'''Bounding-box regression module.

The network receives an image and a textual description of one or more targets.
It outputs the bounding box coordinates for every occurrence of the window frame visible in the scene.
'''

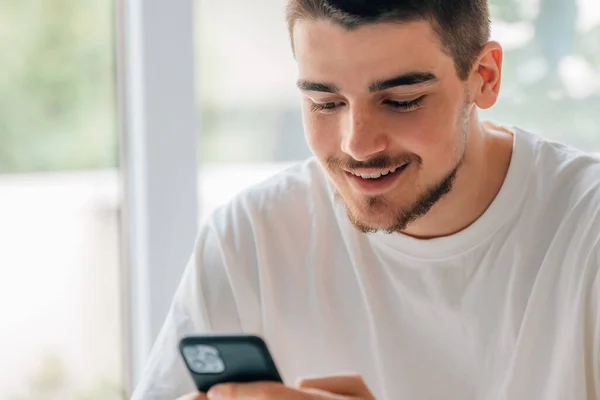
[115,0,200,394]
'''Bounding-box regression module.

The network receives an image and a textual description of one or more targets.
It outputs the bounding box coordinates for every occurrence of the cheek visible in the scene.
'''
[402,98,463,159]
[302,107,340,157]
[385,109,445,155]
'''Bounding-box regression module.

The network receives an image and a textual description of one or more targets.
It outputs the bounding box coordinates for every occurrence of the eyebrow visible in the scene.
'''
[297,71,439,94]
[369,72,439,92]
[296,80,340,93]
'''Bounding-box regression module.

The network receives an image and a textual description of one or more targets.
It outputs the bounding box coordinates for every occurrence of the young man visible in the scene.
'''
[132,1,600,399]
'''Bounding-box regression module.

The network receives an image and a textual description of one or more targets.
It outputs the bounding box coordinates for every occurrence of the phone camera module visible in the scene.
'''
[183,345,226,374]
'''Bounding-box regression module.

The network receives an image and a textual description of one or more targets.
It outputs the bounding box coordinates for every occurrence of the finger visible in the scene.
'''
[299,387,348,399]
[295,374,374,398]
[207,381,327,400]
[176,393,208,400]
[207,382,287,400]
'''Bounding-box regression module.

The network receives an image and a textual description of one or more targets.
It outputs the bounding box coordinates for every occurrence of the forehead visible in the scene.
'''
[292,19,452,90]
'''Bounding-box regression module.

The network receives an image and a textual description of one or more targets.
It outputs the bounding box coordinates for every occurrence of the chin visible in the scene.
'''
[336,191,410,233]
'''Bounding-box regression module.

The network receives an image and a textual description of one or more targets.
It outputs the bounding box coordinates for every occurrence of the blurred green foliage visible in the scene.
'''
[485,0,600,150]
[0,0,117,173]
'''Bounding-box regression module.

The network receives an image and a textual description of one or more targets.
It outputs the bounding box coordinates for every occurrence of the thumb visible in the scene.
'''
[296,374,375,399]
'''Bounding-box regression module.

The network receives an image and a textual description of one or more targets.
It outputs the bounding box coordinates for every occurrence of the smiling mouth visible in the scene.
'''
[347,162,411,180]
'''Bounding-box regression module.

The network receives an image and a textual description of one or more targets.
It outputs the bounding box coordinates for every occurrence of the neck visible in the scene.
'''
[401,114,514,240]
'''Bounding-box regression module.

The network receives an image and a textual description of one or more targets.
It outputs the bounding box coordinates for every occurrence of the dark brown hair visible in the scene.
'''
[285,0,491,80]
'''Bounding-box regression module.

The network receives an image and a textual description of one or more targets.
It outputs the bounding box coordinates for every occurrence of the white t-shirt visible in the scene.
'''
[132,127,600,400]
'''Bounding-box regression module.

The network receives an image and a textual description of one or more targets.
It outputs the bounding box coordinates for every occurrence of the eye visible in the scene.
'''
[309,101,345,113]
[383,95,426,111]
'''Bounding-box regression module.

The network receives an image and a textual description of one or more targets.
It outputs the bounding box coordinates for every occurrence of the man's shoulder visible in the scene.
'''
[233,157,333,216]
[525,130,600,235]
[532,132,600,181]
[523,130,600,201]
[206,157,336,237]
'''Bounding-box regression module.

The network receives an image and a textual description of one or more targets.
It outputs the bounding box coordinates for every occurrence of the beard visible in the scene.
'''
[334,161,461,234]
[331,102,471,234]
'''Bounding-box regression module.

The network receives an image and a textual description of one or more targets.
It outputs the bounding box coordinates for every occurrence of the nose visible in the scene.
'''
[340,109,388,162]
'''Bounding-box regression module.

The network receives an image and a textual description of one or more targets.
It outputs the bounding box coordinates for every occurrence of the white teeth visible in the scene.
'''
[351,163,408,179]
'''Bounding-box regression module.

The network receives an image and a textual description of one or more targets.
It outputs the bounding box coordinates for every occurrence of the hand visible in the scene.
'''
[193,374,375,399]
[175,393,207,400]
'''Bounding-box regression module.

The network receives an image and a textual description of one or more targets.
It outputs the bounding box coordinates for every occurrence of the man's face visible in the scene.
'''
[293,19,474,233]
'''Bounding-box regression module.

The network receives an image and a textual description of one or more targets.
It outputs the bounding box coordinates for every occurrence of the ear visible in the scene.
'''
[470,41,503,110]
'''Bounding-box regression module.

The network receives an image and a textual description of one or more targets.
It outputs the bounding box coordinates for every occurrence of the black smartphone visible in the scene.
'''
[179,334,283,393]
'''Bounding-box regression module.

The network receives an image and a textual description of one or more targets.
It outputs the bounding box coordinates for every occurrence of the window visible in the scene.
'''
[482,0,600,150]
[0,1,124,399]
[195,0,305,218]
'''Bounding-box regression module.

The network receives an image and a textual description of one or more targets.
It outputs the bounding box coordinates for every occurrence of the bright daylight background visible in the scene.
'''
[0,0,599,398]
